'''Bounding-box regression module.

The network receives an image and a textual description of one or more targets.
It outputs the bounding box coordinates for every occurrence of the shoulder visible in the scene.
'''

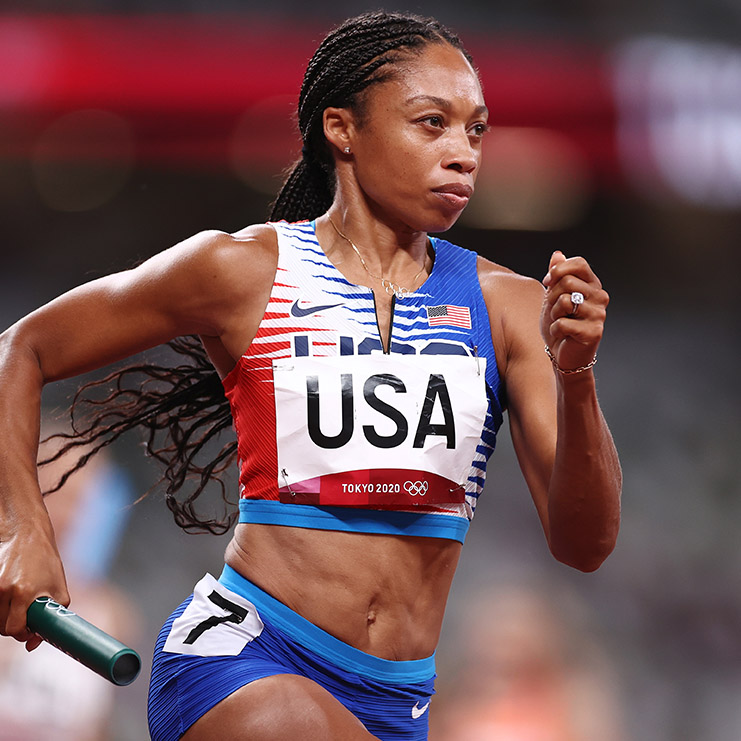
[176,223,278,270]
[230,222,280,248]
[121,223,279,337]
[160,223,278,296]
[476,254,545,311]
[475,255,545,377]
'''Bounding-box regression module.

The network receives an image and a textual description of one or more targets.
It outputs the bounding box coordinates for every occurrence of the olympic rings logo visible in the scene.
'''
[404,480,429,497]
[36,597,76,618]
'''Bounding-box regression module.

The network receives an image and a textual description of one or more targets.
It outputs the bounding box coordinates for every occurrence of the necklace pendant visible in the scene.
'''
[382,279,407,299]
[327,216,420,301]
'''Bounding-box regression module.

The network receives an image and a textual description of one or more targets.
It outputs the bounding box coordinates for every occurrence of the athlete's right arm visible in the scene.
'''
[0,225,278,647]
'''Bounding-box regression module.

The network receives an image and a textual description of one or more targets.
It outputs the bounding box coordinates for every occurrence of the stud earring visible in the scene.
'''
[344,146,351,154]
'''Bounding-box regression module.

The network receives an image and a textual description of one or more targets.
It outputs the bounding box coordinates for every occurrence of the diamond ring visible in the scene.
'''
[570,291,584,316]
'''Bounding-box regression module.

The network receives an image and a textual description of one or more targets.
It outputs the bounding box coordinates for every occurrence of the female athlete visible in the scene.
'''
[0,11,621,741]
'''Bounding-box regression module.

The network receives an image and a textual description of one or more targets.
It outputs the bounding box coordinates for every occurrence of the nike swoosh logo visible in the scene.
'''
[290,299,343,318]
[411,701,430,719]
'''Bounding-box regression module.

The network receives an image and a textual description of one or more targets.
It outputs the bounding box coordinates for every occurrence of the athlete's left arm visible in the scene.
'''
[479,252,621,572]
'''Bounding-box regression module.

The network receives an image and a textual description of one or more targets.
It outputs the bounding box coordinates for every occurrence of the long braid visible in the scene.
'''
[43,12,472,534]
[41,337,237,535]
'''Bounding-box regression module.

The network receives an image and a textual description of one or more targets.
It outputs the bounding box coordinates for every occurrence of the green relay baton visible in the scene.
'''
[26,596,141,686]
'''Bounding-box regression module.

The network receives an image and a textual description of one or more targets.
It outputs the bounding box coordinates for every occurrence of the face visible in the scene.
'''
[345,43,488,233]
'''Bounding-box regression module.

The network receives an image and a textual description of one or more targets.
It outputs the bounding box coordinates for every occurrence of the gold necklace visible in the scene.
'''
[327,215,428,299]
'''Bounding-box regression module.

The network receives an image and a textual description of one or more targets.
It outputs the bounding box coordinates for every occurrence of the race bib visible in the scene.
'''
[273,353,487,507]
[163,574,264,656]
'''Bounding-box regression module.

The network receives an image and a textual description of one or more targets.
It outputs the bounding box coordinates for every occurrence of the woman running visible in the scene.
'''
[0,11,621,741]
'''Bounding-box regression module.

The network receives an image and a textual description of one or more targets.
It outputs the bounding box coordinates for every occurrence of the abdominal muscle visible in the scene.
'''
[224,522,462,661]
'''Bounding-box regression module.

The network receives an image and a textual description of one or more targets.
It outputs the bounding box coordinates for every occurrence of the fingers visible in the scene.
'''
[2,586,68,646]
[544,249,567,279]
[0,541,70,645]
[542,253,609,323]
[549,279,589,322]
[0,591,35,643]
[547,313,604,347]
[548,281,609,324]
[543,253,602,290]
[540,253,609,370]
[25,634,44,652]
[545,289,608,343]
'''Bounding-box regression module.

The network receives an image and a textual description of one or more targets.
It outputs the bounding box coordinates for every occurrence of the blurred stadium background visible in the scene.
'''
[0,2,739,739]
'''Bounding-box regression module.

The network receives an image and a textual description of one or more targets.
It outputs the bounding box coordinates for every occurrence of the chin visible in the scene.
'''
[423,211,464,234]
[387,201,465,234]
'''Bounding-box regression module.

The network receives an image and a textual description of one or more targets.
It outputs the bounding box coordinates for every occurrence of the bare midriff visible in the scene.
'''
[224,522,462,661]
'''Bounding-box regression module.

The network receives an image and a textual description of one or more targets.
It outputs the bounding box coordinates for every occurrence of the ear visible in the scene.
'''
[323,107,355,156]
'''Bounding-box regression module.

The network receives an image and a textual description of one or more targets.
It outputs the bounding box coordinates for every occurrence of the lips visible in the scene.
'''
[432,183,474,209]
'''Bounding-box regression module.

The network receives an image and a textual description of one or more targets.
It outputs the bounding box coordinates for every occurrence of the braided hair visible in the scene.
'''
[271,11,472,221]
[43,12,473,534]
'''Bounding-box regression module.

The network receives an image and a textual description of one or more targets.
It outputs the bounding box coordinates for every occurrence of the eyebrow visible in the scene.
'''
[405,95,488,117]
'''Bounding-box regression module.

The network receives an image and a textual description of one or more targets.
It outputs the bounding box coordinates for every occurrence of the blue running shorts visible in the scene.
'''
[148,565,436,740]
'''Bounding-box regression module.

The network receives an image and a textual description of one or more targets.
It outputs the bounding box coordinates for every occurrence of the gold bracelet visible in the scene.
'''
[544,345,597,375]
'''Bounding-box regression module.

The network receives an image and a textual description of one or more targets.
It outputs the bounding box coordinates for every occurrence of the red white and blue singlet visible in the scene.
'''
[222,220,504,544]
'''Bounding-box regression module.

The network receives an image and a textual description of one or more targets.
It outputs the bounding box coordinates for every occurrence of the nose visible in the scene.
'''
[442,127,479,174]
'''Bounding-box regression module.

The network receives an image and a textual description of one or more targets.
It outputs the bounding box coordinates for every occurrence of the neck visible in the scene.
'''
[321,203,430,288]
[323,209,432,298]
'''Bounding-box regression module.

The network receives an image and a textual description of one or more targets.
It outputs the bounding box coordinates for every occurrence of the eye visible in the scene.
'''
[469,122,491,138]
[421,115,445,129]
